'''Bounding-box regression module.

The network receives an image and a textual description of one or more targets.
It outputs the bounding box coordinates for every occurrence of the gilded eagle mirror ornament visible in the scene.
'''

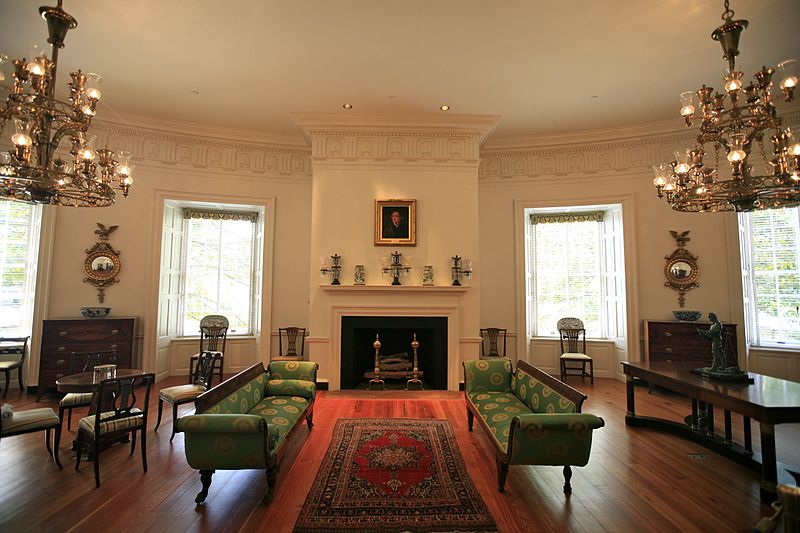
[664,230,699,308]
[84,223,121,303]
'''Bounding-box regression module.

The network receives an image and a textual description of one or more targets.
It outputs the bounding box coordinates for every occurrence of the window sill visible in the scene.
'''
[176,334,257,341]
[748,344,800,354]
[531,336,615,343]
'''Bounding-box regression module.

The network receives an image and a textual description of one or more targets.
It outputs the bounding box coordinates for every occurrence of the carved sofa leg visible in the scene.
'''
[306,410,314,430]
[496,455,509,492]
[195,470,215,504]
[262,465,278,505]
[467,408,474,431]
[563,465,573,494]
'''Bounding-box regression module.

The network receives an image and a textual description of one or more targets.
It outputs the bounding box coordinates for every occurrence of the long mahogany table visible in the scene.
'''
[622,361,800,504]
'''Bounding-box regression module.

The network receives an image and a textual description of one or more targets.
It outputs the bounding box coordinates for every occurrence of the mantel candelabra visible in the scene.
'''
[450,255,472,286]
[382,251,411,286]
[320,254,341,285]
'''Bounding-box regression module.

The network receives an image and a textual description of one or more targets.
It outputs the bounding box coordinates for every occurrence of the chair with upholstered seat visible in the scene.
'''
[59,350,118,431]
[558,317,593,384]
[0,336,29,398]
[156,350,218,442]
[75,373,154,487]
[188,315,228,384]
[0,404,62,467]
[272,326,306,361]
[479,328,507,359]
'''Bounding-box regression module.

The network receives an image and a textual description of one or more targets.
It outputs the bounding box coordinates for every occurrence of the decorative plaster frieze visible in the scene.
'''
[292,113,500,164]
[90,119,313,179]
[479,111,800,181]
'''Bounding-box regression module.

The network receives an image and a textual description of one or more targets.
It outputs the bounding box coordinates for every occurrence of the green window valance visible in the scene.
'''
[529,211,604,224]
[183,209,258,222]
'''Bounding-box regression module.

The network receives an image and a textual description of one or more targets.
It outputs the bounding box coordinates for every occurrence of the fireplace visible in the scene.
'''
[340,316,448,389]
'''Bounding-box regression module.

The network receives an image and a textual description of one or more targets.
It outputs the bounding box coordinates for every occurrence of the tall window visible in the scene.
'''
[739,207,800,347]
[0,201,41,337]
[527,205,625,338]
[181,209,259,336]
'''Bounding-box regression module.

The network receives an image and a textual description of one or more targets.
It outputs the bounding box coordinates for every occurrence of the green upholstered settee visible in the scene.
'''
[463,358,604,493]
[176,360,318,505]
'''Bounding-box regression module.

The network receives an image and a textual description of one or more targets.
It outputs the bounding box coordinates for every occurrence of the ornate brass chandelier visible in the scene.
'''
[0,1,133,207]
[653,0,799,212]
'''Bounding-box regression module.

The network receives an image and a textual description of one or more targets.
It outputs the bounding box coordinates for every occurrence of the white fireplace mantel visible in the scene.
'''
[320,285,469,295]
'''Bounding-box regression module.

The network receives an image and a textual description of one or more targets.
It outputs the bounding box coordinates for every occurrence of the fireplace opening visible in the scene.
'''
[340,316,447,390]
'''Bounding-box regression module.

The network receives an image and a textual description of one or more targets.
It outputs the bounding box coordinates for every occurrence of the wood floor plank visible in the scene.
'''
[0,375,796,532]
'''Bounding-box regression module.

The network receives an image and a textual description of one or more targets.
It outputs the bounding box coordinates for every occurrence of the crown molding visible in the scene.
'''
[478,109,800,181]
[290,113,500,164]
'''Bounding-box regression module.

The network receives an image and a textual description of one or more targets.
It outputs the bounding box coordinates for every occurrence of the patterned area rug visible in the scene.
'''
[293,418,497,533]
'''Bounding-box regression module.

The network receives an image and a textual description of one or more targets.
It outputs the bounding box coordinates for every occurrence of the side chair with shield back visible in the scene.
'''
[74,373,154,487]
[59,350,118,431]
[0,336,29,398]
[189,315,228,384]
[156,350,219,442]
[479,328,507,359]
[558,317,594,384]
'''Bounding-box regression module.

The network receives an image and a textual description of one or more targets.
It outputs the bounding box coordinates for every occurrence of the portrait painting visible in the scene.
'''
[375,199,416,246]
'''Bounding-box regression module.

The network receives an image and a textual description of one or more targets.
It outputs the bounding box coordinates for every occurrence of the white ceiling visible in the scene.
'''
[1,0,799,143]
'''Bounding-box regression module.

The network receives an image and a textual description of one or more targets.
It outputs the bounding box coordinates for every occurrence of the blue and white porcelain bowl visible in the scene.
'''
[80,306,111,318]
[672,310,702,321]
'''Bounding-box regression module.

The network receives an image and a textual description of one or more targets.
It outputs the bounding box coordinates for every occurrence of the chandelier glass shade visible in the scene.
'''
[653,1,799,213]
[0,1,133,207]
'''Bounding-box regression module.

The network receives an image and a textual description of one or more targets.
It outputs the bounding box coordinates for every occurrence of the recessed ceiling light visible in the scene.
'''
[343,103,353,110]
[440,105,450,111]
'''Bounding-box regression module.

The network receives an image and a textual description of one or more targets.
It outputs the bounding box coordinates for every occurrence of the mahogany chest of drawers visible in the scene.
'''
[642,320,738,366]
[37,317,137,399]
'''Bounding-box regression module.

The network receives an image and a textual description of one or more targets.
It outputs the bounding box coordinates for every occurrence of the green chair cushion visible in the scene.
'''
[1,407,59,435]
[467,391,529,452]
[249,395,309,451]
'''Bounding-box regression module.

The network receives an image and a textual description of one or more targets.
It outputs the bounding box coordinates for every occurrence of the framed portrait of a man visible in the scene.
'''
[375,199,416,246]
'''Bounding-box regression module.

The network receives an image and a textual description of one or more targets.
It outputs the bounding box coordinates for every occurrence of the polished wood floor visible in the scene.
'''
[0,375,797,532]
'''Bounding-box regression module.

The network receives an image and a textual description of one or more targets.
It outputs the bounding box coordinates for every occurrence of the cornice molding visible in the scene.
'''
[478,110,800,181]
[291,113,500,165]
[91,115,313,179]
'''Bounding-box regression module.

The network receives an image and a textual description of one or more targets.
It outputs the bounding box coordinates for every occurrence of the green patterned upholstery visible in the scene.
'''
[512,367,577,414]
[267,361,318,382]
[204,373,269,414]
[265,379,315,399]
[463,359,604,493]
[177,361,318,506]
[463,359,513,394]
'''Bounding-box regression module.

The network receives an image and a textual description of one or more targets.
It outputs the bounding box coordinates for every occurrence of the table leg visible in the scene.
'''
[625,375,636,420]
[691,399,698,429]
[706,403,715,438]
[759,423,778,504]
[724,409,732,445]
[743,416,753,455]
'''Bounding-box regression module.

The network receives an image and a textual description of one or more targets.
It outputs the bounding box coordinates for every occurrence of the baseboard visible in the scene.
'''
[316,380,329,391]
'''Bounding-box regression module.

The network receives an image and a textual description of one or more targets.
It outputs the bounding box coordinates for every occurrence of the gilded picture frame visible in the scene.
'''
[375,199,416,246]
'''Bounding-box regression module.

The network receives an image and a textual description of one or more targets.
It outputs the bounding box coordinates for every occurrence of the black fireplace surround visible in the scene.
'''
[340,316,448,389]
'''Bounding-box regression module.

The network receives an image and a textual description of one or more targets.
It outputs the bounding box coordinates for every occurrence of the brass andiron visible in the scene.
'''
[368,334,385,390]
[406,333,423,390]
